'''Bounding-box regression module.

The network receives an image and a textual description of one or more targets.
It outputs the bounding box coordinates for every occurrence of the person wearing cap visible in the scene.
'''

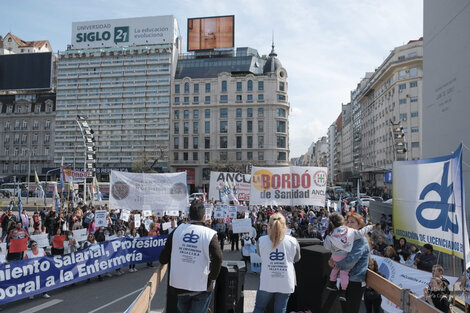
[415,244,437,272]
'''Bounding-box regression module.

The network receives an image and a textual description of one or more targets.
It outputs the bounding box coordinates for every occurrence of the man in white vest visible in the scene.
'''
[159,200,223,313]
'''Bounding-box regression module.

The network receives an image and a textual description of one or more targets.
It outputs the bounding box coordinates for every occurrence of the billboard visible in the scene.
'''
[71,15,175,49]
[0,52,52,91]
[384,171,392,183]
[187,15,234,51]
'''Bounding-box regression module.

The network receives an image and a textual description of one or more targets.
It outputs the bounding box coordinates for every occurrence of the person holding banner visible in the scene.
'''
[6,221,29,261]
[24,240,50,299]
[51,228,66,256]
[253,213,301,313]
[159,200,223,313]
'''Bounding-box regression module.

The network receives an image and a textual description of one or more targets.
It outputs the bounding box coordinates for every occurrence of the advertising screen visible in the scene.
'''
[187,15,234,51]
[0,52,52,91]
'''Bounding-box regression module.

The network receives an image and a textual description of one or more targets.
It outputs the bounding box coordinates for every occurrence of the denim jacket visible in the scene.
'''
[335,237,370,282]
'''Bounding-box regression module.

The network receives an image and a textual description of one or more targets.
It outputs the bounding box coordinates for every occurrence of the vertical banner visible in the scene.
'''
[209,171,251,203]
[250,166,328,206]
[393,145,469,266]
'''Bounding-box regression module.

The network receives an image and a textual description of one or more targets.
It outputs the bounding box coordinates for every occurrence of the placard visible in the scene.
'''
[72,228,88,242]
[166,210,179,217]
[120,209,130,222]
[250,253,262,273]
[162,222,171,231]
[232,218,252,234]
[9,238,28,253]
[142,210,152,217]
[144,218,152,231]
[30,234,49,248]
[204,204,213,220]
[0,243,7,255]
[228,206,237,219]
[134,214,141,228]
[214,205,226,219]
[94,210,108,228]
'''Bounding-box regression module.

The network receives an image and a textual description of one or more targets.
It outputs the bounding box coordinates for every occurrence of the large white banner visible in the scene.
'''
[109,171,188,211]
[250,166,328,206]
[209,171,251,203]
[393,145,470,266]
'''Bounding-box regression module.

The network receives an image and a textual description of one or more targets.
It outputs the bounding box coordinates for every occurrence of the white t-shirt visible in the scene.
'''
[25,248,46,259]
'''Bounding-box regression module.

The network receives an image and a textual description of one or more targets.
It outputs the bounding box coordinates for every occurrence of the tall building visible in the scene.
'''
[358,39,423,194]
[54,16,180,176]
[341,103,353,187]
[314,136,328,167]
[327,122,336,185]
[170,45,289,190]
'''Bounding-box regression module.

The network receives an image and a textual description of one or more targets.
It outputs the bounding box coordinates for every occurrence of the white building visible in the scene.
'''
[0,33,52,55]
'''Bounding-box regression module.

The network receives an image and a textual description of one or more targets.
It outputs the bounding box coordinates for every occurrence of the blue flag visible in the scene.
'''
[17,186,23,218]
[336,194,342,213]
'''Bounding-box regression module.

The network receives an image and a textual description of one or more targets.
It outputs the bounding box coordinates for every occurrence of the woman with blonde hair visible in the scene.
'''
[253,213,301,313]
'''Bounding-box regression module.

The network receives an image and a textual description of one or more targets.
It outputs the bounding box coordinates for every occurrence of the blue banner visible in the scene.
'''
[0,235,168,305]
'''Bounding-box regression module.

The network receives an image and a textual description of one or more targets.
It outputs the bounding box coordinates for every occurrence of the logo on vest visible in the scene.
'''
[183,230,200,243]
[269,249,285,261]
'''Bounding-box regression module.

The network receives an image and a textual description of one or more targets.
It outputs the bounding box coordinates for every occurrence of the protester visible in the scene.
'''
[51,228,66,256]
[24,240,50,299]
[253,213,301,313]
[6,221,29,261]
[424,277,450,313]
[431,264,450,297]
[159,200,223,313]
[383,246,400,262]
[241,232,256,271]
[66,231,80,253]
[415,244,437,272]
[128,228,140,272]
[215,219,226,251]
[364,258,382,313]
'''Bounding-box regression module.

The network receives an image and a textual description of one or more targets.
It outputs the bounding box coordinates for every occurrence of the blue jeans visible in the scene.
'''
[177,291,212,313]
[253,290,290,313]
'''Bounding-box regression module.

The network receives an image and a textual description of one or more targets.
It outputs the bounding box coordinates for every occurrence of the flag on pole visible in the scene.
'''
[34,170,44,199]
[53,182,60,211]
[60,167,65,193]
[92,177,102,201]
[203,185,207,203]
[356,180,362,215]
[336,194,342,213]
[17,185,23,218]
[227,180,240,205]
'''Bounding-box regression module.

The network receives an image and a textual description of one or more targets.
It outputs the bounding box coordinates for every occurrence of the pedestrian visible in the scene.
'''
[253,213,301,313]
[159,200,223,313]
[424,277,449,313]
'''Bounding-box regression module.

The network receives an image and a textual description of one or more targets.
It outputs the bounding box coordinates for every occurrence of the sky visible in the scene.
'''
[1,0,423,158]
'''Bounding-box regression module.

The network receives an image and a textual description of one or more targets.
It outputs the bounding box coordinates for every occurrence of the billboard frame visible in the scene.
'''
[187,15,235,52]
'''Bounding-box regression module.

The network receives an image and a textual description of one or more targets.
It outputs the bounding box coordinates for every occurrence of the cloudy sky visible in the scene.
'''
[1,0,423,157]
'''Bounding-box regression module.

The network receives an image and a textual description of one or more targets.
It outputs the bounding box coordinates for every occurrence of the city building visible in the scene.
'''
[313,136,328,167]
[170,44,290,190]
[327,122,336,185]
[54,16,180,177]
[358,38,423,194]
[340,103,353,188]
[0,33,52,55]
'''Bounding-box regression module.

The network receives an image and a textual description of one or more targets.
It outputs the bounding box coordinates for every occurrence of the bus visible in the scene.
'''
[0,182,27,197]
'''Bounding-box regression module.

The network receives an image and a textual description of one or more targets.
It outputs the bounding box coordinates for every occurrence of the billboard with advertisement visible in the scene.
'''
[71,15,176,49]
[187,15,234,51]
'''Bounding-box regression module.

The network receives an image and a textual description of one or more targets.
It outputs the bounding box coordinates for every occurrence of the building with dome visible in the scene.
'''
[170,43,290,191]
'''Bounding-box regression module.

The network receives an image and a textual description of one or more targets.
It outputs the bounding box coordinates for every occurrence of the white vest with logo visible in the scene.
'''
[26,248,45,259]
[170,223,217,291]
[258,234,298,293]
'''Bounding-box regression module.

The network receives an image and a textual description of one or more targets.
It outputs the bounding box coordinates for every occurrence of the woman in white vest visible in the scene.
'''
[24,240,51,299]
[253,212,301,313]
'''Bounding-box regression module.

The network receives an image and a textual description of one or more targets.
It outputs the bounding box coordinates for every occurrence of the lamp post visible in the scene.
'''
[44,168,60,206]
[27,148,31,204]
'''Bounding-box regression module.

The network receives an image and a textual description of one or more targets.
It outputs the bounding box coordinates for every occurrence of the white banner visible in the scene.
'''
[250,166,328,206]
[0,243,6,255]
[72,228,88,242]
[166,210,179,217]
[209,171,251,203]
[134,214,141,228]
[94,210,108,228]
[30,234,49,248]
[110,171,188,211]
[232,218,252,234]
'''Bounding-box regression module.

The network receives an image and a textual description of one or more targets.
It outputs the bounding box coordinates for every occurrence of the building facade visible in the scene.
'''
[0,33,52,55]
[340,103,353,187]
[170,46,290,190]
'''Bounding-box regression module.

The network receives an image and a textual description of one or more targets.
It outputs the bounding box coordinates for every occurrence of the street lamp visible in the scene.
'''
[44,167,60,205]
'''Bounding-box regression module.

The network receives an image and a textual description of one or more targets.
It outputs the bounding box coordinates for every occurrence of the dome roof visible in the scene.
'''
[263,43,282,73]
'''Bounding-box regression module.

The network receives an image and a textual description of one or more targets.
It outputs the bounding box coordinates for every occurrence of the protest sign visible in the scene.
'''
[52,235,66,249]
[250,166,327,206]
[30,234,49,248]
[214,205,226,219]
[204,204,213,220]
[144,218,152,231]
[9,238,28,253]
[232,218,252,234]
[142,210,152,217]
[236,205,248,213]
[166,210,179,217]
[94,210,108,228]
[134,214,141,228]
[162,222,171,231]
[228,206,237,219]
[120,209,130,222]
[0,243,6,255]
[72,228,88,242]
[209,171,251,202]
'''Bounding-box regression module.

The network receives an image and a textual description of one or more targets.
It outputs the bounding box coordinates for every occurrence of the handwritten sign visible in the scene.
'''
[30,234,49,248]
[72,228,88,242]
[134,214,141,228]
[95,210,108,227]
[120,209,130,222]
[232,218,252,234]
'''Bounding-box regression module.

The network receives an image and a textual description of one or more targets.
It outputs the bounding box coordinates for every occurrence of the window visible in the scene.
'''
[277,108,286,117]
[408,52,417,58]
[44,134,50,144]
[220,121,228,133]
[184,122,189,134]
[193,122,199,134]
[409,67,418,77]
[183,152,188,161]
[258,152,264,161]
[221,81,227,92]
[247,152,253,160]
[258,108,264,117]
[183,137,189,149]
[44,148,49,156]
[277,136,286,148]
[194,83,199,93]
[400,113,408,121]
[258,121,264,133]
[184,97,189,103]
[193,96,199,103]
[184,110,189,119]
[14,120,20,130]
[411,142,420,148]
[247,136,253,148]
[33,120,39,129]
[258,94,264,101]
[247,94,253,102]
[193,152,198,161]
[220,152,227,161]
[410,97,418,103]
[236,121,242,133]
[4,135,10,144]
[220,95,228,103]
[220,136,228,148]
[411,112,419,117]
[175,84,180,94]
[14,134,19,144]
[277,120,286,133]
[46,104,52,113]
[258,81,264,91]
[236,152,242,160]
[411,127,419,133]
[236,95,242,102]
[22,134,28,144]
[236,108,242,118]
[277,152,286,161]
[7,106,13,113]
[174,110,180,120]
[34,105,40,113]
[174,97,180,104]
[236,82,242,92]
[205,109,210,118]
[174,123,179,134]
[184,82,190,93]
[220,108,228,118]
[236,136,242,148]
[279,82,285,91]
[247,121,253,133]
[399,99,407,104]
[193,109,199,119]
[4,121,10,130]
[204,152,210,164]
[174,137,179,149]
[174,152,179,161]
[205,137,210,149]
[398,70,407,79]
[205,83,211,93]
[247,80,253,91]
[277,94,286,101]
[193,137,199,149]
[398,55,405,61]
[398,84,406,91]
[410,81,418,88]
[22,120,28,129]
[45,120,51,129]
[205,96,210,103]
[205,121,210,133]
[247,108,253,117]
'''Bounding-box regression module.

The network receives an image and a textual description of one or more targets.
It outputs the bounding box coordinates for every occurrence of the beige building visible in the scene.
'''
[170,46,290,190]
[0,33,52,55]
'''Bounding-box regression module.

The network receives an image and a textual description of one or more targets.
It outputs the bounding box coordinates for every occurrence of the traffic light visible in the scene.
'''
[392,124,407,157]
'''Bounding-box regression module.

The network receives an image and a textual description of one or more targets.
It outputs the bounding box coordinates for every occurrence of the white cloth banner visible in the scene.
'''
[110,171,188,211]
[0,243,6,255]
[94,210,108,228]
[120,209,130,222]
[250,166,328,206]
[232,218,252,234]
[72,228,88,242]
[393,145,470,266]
[134,214,141,228]
[209,171,251,203]
[30,234,49,248]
